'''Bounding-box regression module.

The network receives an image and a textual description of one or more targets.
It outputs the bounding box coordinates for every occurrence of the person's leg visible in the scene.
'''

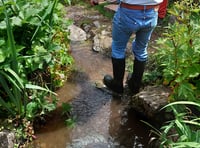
[103,7,132,94]
[132,28,155,62]
[103,58,125,94]
[128,8,158,94]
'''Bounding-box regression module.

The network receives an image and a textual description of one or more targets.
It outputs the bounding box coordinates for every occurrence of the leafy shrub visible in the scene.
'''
[155,0,200,102]
[146,101,200,148]
[0,0,73,114]
[0,0,73,145]
[146,1,200,147]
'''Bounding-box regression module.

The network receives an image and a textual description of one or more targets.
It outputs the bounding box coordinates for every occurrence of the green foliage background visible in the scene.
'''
[0,0,74,145]
[155,0,200,102]
[147,0,200,147]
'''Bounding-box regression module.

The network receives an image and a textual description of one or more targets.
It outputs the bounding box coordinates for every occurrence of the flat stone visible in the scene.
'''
[130,85,173,124]
[68,24,87,41]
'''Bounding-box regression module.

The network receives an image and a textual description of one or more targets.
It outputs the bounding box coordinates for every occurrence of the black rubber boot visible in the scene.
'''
[127,58,146,95]
[103,58,125,94]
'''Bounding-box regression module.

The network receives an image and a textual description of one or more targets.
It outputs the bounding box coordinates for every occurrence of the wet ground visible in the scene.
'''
[32,3,153,148]
[33,40,151,148]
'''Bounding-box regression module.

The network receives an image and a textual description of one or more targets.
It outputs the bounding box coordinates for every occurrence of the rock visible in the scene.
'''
[93,34,112,52]
[68,24,87,41]
[93,21,101,28]
[0,130,15,148]
[92,29,112,53]
[130,85,173,126]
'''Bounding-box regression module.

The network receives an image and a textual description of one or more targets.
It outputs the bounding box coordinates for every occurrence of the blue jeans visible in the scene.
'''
[112,4,158,61]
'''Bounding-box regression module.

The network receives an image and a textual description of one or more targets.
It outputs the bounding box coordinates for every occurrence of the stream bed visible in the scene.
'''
[32,4,152,148]
[32,41,151,148]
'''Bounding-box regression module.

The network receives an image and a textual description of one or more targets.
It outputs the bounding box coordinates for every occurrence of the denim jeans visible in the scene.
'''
[111,4,158,61]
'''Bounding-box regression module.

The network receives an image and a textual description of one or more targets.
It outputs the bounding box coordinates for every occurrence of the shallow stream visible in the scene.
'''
[32,40,151,148]
[32,4,152,148]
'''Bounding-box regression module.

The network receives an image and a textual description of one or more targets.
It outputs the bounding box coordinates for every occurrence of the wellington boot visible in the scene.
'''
[127,58,146,95]
[103,58,125,94]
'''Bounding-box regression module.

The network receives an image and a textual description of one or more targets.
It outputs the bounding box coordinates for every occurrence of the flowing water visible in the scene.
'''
[32,4,152,148]
[32,41,151,148]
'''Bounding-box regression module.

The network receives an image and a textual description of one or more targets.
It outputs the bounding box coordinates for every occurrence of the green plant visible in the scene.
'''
[155,0,200,101]
[0,0,74,146]
[142,1,200,147]
[62,102,76,128]
[65,117,76,128]
[89,1,114,19]
[61,102,72,117]
[25,88,57,120]
[0,0,24,116]
[143,101,200,148]
[61,0,72,5]
[143,55,163,85]
[160,101,200,147]
[0,0,73,115]
[48,27,74,89]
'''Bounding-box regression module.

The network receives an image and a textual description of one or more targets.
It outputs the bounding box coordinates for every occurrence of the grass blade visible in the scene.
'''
[0,96,15,115]
[1,0,18,73]
[161,101,200,111]
[25,84,57,96]
[31,1,54,41]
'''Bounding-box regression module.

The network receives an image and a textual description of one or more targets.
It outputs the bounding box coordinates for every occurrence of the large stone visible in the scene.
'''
[93,34,112,52]
[0,130,15,148]
[68,24,87,41]
[92,29,112,53]
[130,85,173,125]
